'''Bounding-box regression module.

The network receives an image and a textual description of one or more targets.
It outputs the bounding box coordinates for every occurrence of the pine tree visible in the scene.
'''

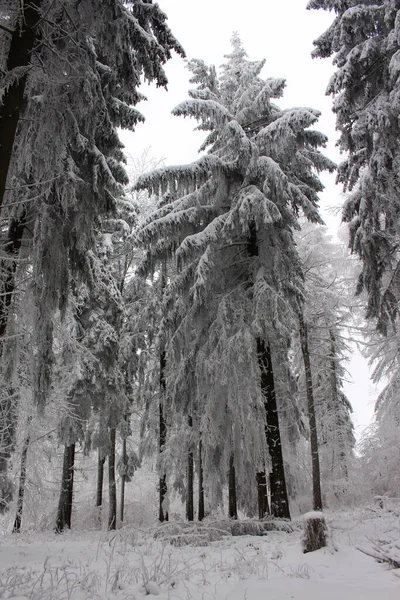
[309,0,400,333]
[136,35,334,519]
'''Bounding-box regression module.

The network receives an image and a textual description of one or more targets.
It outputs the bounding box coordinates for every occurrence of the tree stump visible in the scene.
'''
[302,512,327,553]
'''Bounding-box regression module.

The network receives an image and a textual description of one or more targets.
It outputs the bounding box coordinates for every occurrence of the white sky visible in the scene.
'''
[120,0,381,438]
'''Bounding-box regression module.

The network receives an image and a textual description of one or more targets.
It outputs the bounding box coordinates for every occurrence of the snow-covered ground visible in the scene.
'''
[0,504,399,599]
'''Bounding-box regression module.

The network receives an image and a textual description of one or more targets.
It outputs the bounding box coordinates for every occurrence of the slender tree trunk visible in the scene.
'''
[55,443,75,532]
[96,453,105,507]
[329,329,348,478]
[186,416,194,521]
[228,453,238,519]
[0,1,41,212]
[159,349,168,522]
[108,428,117,530]
[12,417,31,533]
[0,388,18,512]
[256,471,270,519]
[247,225,290,519]
[257,339,291,519]
[198,438,205,521]
[299,312,323,511]
[120,435,127,523]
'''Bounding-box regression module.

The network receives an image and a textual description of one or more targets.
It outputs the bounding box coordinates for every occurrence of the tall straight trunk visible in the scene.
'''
[186,416,194,521]
[256,471,270,519]
[198,438,205,521]
[299,312,323,511]
[108,427,117,530]
[0,388,18,512]
[159,349,168,522]
[13,417,32,533]
[120,434,127,523]
[329,329,348,478]
[228,453,238,519]
[257,339,291,519]
[55,443,75,532]
[247,225,290,519]
[0,0,41,212]
[96,453,105,508]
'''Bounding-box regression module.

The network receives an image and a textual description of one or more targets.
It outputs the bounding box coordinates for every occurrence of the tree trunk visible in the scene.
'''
[159,350,168,522]
[299,312,323,511]
[0,0,41,212]
[257,339,291,519]
[198,437,205,521]
[329,329,348,478]
[186,416,194,521]
[96,452,105,510]
[256,471,270,519]
[228,453,238,519]
[108,427,117,530]
[247,225,290,519]
[55,443,75,533]
[13,418,31,533]
[120,435,127,523]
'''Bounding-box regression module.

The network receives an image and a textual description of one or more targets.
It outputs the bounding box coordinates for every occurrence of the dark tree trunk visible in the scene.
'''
[198,437,205,521]
[257,339,291,519]
[299,312,323,511]
[120,435,127,523]
[256,471,270,519]
[96,453,105,508]
[12,417,31,533]
[0,0,41,212]
[55,443,75,533]
[228,454,238,519]
[247,225,290,519]
[186,416,194,521]
[159,350,168,522]
[108,427,117,530]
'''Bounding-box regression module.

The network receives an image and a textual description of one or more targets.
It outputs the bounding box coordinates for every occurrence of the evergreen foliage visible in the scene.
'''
[309,0,400,333]
[135,35,335,518]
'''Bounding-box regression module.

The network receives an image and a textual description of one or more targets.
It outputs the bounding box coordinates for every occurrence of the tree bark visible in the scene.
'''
[159,349,168,522]
[96,452,105,507]
[55,443,75,532]
[256,471,270,519]
[0,0,41,212]
[228,453,238,519]
[247,224,290,519]
[120,435,127,523]
[299,311,323,511]
[108,427,117,530]
[186,416,194,521]
[329,329,348,478]
[198,437,205,521]
[13,418,31,533]
[257,338,291,519]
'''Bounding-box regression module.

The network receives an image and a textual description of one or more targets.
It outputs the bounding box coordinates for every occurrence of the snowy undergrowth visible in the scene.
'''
[0,504,399,599]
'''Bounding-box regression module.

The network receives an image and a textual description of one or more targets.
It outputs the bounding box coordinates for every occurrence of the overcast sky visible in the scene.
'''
[121,0,381,438]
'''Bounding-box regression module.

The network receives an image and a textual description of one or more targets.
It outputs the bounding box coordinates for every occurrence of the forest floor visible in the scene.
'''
[0,503,399,599]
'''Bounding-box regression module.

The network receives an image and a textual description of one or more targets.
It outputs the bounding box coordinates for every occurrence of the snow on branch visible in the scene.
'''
[134,156,225,197]
[176,213,228,265]
[172,99,234,126]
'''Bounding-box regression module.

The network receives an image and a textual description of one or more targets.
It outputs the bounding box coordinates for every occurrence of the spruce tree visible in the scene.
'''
[136,35,334,519]
[309,0,400,332]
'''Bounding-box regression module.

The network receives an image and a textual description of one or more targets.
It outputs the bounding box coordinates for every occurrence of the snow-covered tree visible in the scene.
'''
[135,34,335,519]
[309,0,400,333]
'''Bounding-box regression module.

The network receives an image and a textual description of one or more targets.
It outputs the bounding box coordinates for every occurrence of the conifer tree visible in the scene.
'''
[136,35,335,519]
[309,0,400,332]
